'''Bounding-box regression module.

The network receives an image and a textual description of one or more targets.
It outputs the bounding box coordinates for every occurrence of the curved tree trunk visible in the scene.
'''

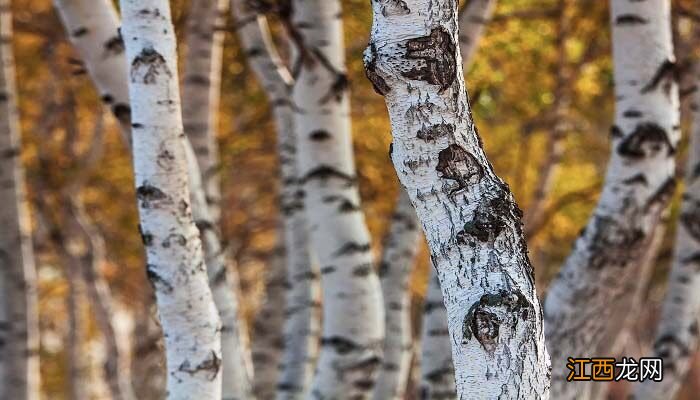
[290,1,386,398]
[119,1,223,398]
[419,267,456,400]
[543,0,679,398]
[633,63,700,400]
[372,191,421,400]
[0,2,40,398]
[365,1,550,398]
[231,3,320,398]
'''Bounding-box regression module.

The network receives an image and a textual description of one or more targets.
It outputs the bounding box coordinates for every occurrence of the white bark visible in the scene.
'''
[373,191,421,400]
[53,0,132,135]
[458,0,497,67]
[292,1,385,398]
[0,2,40,398]
[182,0,228,222]
[231,3,321,398]
[119,1,223,399]
[543,1,679,398]
[634,64,700,400]
[419,267,457,400]
[365,1,550,398]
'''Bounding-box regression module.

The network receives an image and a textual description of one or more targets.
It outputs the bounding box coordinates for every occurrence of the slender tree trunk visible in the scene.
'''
[231,3,321,398]
[182,0,228,222]
[53,0,132,136]
[373,191,421,400]
[419,267,456,400]
[458,0,497,67]
[0,2,40,398]
[365,1,550,398]
[291,1,386,398]
[65,262,88,400]
[543,0,679,398]
[633,64,700,400]
[119,2,223,398]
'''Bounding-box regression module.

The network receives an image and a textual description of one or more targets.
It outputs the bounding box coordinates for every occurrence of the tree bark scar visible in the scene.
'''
[138,224,154,246]
[617,122,674,158]
[364,43,391,96]
[402,27,457,92]
[104,34,125,56]
[309,129,332,141]
[417,123,455,142]
[456,191,514,245]
[178,350,222,381]
[72,27,89,37]
[320,336,362,355]
[136,184,169,209]
[615,14,649,25]
[302,165,357,185]
[112,104,131,125]
[641,59,677,95]
[645,177,676,211]
[588,216,645,269]
[461,290,532,352]
[435,144,483,195]
[381,0,410,17]
[610,125,624,139]
[146,264,173,292]
[334,242,371,256]
[131,47,172,84]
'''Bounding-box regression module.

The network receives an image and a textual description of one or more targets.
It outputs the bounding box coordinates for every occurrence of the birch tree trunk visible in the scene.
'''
[291,1,386,398]
[0,2,40,398]
[365,1,550,397]
[543,1,679,397]
[232,3,321,398]
[458,0,497,67]
[119,2,222,398]
[53,0,132,136]
[372,191,421,400]
[633,65,700,400]
[182,0,228,222]
[419,268,457,400]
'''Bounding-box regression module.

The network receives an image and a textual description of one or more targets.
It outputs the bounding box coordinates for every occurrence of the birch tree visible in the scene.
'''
[458,0,497,66]
[119,1,222,398]
[372,192,421,400]
[543,1,679,397]
[290,1,385,397]
[365,0,550,397]
[633,64,700,400]
[231,2,320,397]
[0,1,40,398]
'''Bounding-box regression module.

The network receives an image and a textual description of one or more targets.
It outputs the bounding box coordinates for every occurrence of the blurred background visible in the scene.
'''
[11,0,700,398]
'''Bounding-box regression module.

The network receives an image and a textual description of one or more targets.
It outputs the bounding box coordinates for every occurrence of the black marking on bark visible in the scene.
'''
[381,0,410,17]
[610,125,624,139]
[352,263,372,277]
[101,94,114,104]
[72,27,88,37]
[320,336,361,355]
[403,27,457,92]
[1,147,19,158]
[309,130,332,141]
[136,184,168,208]
[321,266,336,274]
[417,123,455,142]
[623,110,643,118]
[641,59,677,94]
[461,290,532,352]
[178,350,221,381]
[456,190,516,245]
[320,73,349,103]
[138,224,154,246]
[161,234,187,248]
[185,74,210,86]
[681,206,700,241]
[104,35,125,55]
[335,242,371,257]
[338,199,361,213]
[435,144,483,195]
[588,216,646,269]
[146,264,173,292]
[302,165,356,185]
[364,44,391,96]
[655,334,690,359]
[617,123,674,158]
[131,47,171,84]
[112,104,131,125]
[615,14,648,25]
[622,174,649,186]
[645,178,676,211]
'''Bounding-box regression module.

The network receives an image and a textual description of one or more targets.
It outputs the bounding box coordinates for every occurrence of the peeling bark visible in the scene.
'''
[119,1,222,398]
[365,1,550,398]
[292,1,386,398]
[634,63,700,400]
[543,1,679,398]
[373,191,421,400]
[232,2,320,398]
[0,2,40,398]
[419,268,456,400]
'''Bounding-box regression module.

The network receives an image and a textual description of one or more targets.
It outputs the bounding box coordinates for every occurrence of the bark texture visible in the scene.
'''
[373,191,421,400]
[543,1,679,398]
[0,2,40,398]
[120,1,223,398]
[633,65,700,400]
[419,268,457,400]
[365,1,550,398]
[292,1,386,398]
[231,2,320,398]
[53,0,132,136]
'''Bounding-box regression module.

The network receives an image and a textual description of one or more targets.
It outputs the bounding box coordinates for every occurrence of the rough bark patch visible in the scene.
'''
[402,27,457,92]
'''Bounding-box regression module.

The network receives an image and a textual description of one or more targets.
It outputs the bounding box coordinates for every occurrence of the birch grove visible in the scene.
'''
[365,0,550,397]
[0,2,40,398]
[544,1,679,397]
[119,1,222,398]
